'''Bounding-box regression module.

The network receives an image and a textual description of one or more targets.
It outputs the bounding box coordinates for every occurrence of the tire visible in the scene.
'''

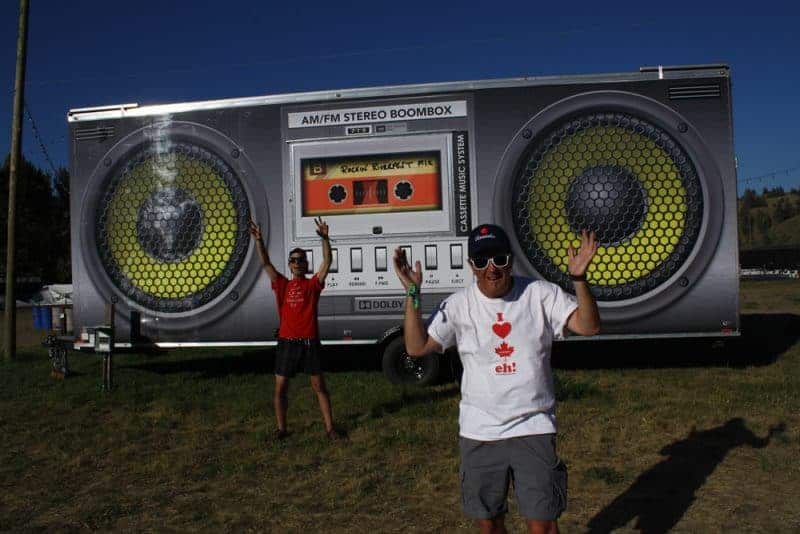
[381,336,440,386]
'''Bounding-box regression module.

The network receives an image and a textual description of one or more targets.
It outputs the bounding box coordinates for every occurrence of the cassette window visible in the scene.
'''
[301,151,442,216]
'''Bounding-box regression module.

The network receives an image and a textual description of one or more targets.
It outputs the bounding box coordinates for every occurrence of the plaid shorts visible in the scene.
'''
[274,338,322,377]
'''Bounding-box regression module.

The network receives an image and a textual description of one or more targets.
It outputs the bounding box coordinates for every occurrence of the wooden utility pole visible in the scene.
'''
[4,0,30,361]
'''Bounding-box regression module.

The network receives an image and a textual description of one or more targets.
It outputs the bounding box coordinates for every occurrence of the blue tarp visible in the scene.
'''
[32,306,53,330]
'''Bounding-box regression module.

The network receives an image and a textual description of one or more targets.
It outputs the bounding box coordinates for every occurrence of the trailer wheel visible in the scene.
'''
[382,337,440,386]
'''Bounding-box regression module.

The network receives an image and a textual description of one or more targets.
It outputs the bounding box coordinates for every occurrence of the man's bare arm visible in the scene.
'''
[315,217,332,284]
[393,248,443,356]
[565,229,601,336]
[567,279,600,336]
[249,220,279,282]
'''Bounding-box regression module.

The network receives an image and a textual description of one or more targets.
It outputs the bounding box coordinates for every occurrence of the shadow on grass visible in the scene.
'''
[123,344,382,378]
[353,384,460,424]
[586,418,786,534]
[320,345,382,373]
[123,349,275,377]
[554,313,800,369]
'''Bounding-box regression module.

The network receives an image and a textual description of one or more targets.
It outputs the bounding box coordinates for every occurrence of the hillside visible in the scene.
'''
[737,188,800,248]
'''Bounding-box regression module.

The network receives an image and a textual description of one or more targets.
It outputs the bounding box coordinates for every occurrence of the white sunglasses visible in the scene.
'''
[469,254,511,270]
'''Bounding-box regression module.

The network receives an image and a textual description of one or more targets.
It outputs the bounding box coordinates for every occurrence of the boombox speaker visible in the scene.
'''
[492,87,736,332]
[73,119,270,341]
[71,65,738,343]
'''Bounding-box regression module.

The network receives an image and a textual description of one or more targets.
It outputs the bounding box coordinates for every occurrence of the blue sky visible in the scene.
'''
[1,0,799,195]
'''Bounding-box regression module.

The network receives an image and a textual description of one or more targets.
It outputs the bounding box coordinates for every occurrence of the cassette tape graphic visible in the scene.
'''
[301,152,442,215]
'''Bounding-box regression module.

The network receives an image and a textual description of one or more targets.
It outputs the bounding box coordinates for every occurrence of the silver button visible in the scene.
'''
[351,248,363,272]
[400,246,412,264]
[305,249,314,273]
[330,249,338,273]
[425,245,438,270]
[450,244,463,269]
[375,247,387,271]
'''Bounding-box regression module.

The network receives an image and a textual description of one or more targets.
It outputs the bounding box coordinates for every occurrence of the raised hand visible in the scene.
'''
[567,229,599,277]
[249,219,263,241]
[315,216,329,239]
[393,247,422,291]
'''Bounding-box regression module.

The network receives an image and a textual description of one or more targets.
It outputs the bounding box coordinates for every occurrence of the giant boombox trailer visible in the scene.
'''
[68,63,740,384]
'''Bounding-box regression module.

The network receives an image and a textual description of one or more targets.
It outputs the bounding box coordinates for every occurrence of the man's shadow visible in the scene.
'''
[586,418,785,533]
[554,313,800,369]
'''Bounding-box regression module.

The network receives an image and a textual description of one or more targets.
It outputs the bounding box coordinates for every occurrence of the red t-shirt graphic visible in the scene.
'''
[272,273,324,339]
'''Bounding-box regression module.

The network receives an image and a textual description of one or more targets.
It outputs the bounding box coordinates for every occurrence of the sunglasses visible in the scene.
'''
[469,254,511,270]
[288,256,307,264]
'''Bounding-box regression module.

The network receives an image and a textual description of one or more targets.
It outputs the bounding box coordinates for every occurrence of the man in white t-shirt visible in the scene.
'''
[393,224,600,534]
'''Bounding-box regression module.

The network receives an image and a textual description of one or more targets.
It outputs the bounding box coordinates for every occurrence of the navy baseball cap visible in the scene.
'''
[468,224,511,258]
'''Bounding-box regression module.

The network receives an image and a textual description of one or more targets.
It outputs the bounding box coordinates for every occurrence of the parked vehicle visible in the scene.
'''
[68,64,739,384]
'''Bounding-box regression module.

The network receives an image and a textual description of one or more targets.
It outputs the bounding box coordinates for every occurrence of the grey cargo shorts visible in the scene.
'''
[459,433,568,520]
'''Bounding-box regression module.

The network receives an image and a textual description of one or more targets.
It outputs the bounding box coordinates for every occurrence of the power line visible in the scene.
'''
[19,23,658,89]
[740,163,800,187]
[22,101,59,177]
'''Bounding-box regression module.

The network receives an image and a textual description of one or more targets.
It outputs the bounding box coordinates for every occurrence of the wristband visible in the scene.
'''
[570,273,587,282]
[405,283,420,310]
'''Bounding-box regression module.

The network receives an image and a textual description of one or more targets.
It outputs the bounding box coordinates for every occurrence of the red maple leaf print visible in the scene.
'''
[495,342,515,357]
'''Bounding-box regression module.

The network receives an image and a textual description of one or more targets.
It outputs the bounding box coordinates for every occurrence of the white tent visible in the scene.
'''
[29,284,73,305]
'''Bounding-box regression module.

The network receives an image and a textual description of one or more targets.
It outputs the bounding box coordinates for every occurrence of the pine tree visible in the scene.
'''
[0,155,70,283]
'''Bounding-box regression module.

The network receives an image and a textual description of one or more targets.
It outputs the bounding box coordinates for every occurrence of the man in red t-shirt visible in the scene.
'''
[249,216,340,440]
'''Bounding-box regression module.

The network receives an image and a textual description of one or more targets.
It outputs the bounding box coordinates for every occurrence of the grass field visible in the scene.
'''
[1,280,799,532]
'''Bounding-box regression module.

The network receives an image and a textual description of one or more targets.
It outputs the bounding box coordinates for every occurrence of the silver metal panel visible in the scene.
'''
[561,331,740,342]
[68,65,729,122]
[287,133,455,240]
[68,64,738,348]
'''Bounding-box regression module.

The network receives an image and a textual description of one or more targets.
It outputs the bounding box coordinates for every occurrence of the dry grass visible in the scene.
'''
[0,307,46,349]
[0,279,799,532]
[740,278,800,313]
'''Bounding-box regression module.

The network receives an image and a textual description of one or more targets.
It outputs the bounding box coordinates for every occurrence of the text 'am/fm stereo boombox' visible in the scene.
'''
[68,64,739,346]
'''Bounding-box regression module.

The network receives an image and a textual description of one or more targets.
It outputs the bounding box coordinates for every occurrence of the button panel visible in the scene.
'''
[300,240,469,294]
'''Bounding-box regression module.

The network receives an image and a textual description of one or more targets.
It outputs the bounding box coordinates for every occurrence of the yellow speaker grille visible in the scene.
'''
[512,112,703,300]
[96,144,251,312]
